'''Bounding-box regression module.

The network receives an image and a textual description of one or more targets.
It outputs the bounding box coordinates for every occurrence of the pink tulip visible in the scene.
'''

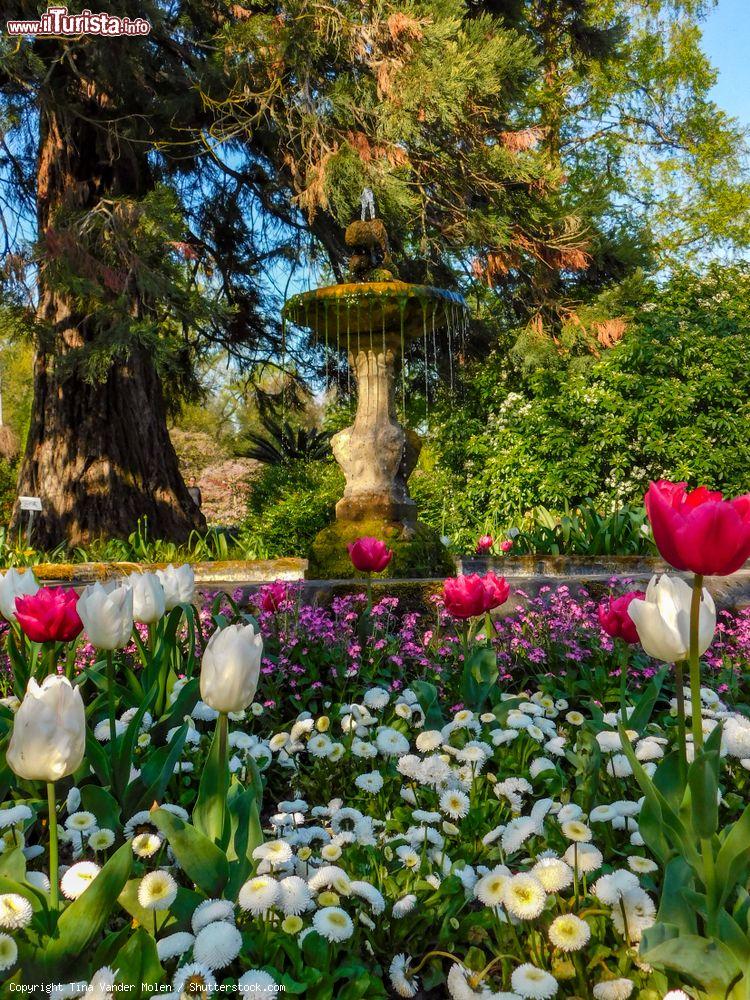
[645,479,750,576]
[475,535,494,555]
[598,591,645,644]
[443,574,488,619]
[15,587,83,643]
[443,572,510,619]
[500,540,514,553]
[347,537,393,574]
[257,581,288,614]
[482,571,510,612]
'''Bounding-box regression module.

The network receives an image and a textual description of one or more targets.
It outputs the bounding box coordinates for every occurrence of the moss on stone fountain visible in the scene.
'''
[308,517,453,580]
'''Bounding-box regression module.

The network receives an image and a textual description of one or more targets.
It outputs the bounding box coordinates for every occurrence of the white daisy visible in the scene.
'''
[0,932,16,972]
[138,870,178,911]
[511,963,558,999]
[238,876,280,916]
[503,874,547,920]
[156,931,194,961]
[277,876,312,916]
[0,893,33,930]
[592,870,640,904]
[312,906,353,942]
[172,963,217,995]
[474,868,510,907]
[439,789,470,820]
[191,898,235,933]
[61,862,100,900]
[548,914,591,951]
[193,920,242,970]
[532,858,574,893]
[355,771,384,793]
[392,894,417,918]
[237,970,278,995]
[89,829,115,852]
[376,728,410,756]
[389,953,419,998]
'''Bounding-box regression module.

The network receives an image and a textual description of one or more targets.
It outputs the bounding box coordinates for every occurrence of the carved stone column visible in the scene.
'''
[331,348,420,528]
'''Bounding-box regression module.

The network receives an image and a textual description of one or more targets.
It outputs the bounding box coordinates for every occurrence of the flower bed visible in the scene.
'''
[0,481,749,998]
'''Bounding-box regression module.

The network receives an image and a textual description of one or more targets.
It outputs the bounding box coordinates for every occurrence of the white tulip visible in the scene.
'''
[200,624,263,714]
[156,564,195,611]
[77,582,134,650]
[126,572,166,625]
[7,675,86,782]
[0,569,39,622]
[628,574,716,663]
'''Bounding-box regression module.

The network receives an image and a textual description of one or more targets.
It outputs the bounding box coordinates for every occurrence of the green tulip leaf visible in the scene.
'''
[640,933,740,994]
[113,926,165,996]
[716,802,750,910]
[124,723,188,816]
[410,680,444,729]
[151,807,229,897]
[80,785,121,834]
[193,720,231,848]
[226,778,264,897]
[689,748,720,840]
[45,840,132,973]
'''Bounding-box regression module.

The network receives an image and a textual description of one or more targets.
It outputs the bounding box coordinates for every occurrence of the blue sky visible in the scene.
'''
[702,0,750,126]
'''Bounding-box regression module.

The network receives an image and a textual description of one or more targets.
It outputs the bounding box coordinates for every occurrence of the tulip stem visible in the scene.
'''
[218,711,229,843]
[46,781,59,913]
[689,573,705,751]
[106,650,117,748]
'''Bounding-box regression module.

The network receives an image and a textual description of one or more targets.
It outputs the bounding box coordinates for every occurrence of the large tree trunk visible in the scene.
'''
[15,98,204,548]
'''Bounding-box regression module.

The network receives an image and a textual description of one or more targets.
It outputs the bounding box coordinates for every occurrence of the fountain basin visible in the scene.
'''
[283,281,465,349]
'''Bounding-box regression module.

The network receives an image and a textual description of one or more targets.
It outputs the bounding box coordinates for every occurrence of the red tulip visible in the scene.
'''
[257,581,288,614]
[645,479,750,576]
[482,571,510,612]
[598,591,645,644]
[347,537,393,574]
[15,587,83,643]
[476,535,494,555]
[500,540,514,553]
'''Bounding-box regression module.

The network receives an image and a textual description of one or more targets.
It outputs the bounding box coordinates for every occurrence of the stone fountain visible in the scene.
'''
[283,192,467,577]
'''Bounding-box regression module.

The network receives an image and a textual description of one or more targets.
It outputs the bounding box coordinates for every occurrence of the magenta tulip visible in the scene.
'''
[645,479,750,576]
[598,591,645,644]
[500,539,514,553]
[475,535,494,555]
[15,587,83,643]
[257,581,288,614]
[443,574,488,619]
[482,571,510,612]
[347,537,393,574]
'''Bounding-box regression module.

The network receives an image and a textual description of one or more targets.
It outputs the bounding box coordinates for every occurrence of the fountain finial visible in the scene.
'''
[360,186,376,221]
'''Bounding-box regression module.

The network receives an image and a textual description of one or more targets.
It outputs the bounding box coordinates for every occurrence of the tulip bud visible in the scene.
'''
[126,572,166,624]
[156,564,195,611]
[200,624,263,714]
[7,676,86,782]
[77,582,134,650]
[347,537,393,573]
[0,569,39,623]
[628,574,716,663]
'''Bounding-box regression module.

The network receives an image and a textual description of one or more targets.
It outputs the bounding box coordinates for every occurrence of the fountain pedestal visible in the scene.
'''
[282,211,467,577]
[331,348,420,527]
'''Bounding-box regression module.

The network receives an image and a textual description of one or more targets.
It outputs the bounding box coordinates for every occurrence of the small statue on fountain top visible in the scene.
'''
[345,188,399,284]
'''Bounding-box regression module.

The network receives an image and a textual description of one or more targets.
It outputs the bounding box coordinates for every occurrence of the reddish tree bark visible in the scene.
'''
[14,101,204,548]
